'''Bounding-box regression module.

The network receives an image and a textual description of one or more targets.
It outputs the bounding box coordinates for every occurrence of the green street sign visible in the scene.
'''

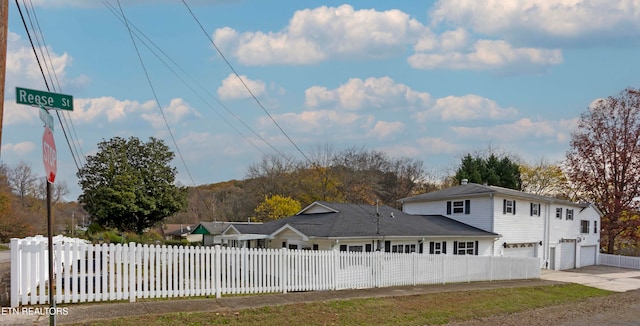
[16,87,73,111]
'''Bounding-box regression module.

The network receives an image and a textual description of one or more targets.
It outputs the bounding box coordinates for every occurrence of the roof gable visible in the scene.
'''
[298,202,339,215]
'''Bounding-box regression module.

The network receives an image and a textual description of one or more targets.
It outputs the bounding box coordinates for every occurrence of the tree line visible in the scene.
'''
[1,88,639,255]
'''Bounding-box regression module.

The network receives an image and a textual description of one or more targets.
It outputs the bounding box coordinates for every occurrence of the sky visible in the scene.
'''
[2,0,640,201]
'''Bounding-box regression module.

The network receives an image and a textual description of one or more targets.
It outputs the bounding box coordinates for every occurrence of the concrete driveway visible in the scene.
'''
[541,265,640,292]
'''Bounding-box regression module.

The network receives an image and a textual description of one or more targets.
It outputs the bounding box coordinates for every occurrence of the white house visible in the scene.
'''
[220,201,499,254]
[399,181,602,270]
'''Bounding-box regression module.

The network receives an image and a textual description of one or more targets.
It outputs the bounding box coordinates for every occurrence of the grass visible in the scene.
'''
[71,284,612,326]
[0,244,9,251]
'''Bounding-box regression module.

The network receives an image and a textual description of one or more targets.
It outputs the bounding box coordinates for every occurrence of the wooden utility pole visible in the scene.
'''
[0,0,8,157]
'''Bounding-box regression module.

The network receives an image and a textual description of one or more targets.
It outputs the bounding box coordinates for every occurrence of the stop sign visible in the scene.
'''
[42,127,57,183]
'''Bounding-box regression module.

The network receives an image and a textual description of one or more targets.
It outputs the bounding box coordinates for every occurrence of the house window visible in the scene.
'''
[407,244,416,253]
[365,244,372,252]
[453,201,465,213]
[594,221,598,234]
[288,244,298,250]
[530,203,540,216]
[454,241,477,255]
[348,245,363,252]
[312,244,319,250]
[429,241,447,254]
[447,200,471,214]
[555,208,562,219]
[581,220,590,234]
[566,209,574,220]
[503,199,516,215]
[339,245,347,251]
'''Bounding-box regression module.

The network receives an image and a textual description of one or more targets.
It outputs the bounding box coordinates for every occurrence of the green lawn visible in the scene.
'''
[73,284,611,326]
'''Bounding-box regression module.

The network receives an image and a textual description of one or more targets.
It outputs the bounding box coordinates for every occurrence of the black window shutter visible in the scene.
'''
[465,200,471,214]
[503,199,507,214]
[419,242,423,254]
[429,242,434,254]
[530,203,533,216]
[453,241,458,255]
[474,241,479,255]
[513,201,516,215]
[538,204,541,216]
[446,201,452,214]
[442,241,447,254]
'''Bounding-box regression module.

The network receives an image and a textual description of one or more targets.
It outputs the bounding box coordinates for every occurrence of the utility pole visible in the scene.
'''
[0,0,8,157]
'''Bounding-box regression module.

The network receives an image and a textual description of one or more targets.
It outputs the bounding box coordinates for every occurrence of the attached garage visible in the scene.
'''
[559,240,576,270]
[580,245,597,267]
[503,243,536,258]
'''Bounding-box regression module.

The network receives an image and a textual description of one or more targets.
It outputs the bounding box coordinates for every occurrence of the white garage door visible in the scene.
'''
[580,245,597,267]
[504,245,536,258]
[559,241,576,270]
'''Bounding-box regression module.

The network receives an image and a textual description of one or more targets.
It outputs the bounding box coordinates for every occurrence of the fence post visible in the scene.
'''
[10,238,19,307]
[129,242,136,303]
[214,245,221,299]
[280,248,287,294]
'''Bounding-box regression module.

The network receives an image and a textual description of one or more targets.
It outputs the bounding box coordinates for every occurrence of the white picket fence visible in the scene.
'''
[599,253,640,269]
[10,237,540,307]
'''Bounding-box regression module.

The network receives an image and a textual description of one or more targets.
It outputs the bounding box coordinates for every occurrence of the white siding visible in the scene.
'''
[403,198,494,232]
[493,196,545,257]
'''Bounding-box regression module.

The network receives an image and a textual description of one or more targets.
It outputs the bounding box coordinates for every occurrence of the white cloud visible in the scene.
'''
[414,94,518,122]
[451,118,578,142]
[6,31,88,93]
[416,137,462,154]
[367,121,405,140]
[72,97,156,123]
[263,110,365,133]
[430,0,640,46]
[217,74,266,100]
[305,77,431,110]
[1,141,36,156]
[141,98,202,129]
[408,39,563,73]
[213,4,426,65]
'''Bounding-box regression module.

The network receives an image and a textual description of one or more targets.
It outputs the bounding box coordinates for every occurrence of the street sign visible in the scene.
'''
[39,106,54,131]
[16,86,73,111]
[42,127,57,183]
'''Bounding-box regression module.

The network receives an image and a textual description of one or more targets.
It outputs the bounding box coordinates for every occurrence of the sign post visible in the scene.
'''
[16,86,72,326]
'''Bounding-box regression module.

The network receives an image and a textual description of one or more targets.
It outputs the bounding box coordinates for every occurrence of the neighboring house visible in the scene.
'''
[221,201,498,254]
[399,180,602,270]
[189,221,263,246]
[160,224,200,242]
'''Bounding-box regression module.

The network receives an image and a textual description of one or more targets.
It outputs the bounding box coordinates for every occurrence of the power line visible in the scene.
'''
[115,0,198,190]
[23,0,86,170]
[14,0,84,173]
[101,0,288,159]
[180,0,313,165]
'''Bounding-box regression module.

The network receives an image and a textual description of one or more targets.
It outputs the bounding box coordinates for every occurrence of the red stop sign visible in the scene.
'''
[42,127,57,183]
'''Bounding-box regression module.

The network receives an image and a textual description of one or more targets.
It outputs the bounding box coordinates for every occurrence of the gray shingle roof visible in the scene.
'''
[228,201,497,239]
[399,182,588,207]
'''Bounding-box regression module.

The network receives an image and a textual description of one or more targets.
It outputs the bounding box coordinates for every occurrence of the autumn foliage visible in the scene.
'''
[566,88,640,254]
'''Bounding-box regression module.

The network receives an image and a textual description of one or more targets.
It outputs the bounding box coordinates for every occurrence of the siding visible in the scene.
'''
[493,196,545,256]
[403,198,494,232]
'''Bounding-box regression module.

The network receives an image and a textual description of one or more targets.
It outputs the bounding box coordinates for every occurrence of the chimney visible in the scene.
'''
[461,179,468,185]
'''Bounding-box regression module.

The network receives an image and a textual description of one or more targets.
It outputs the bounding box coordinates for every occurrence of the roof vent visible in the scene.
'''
[461,179,468,185]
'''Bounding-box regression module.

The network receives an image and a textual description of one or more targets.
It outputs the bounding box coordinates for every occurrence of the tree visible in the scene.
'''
[565,88,640,254]
[519,160,571,199]
[455,153,521,189]
[77,137,188,234]
[253,195,301,222]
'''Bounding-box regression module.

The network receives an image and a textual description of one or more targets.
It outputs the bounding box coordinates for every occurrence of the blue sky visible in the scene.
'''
[3,0,640,201]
